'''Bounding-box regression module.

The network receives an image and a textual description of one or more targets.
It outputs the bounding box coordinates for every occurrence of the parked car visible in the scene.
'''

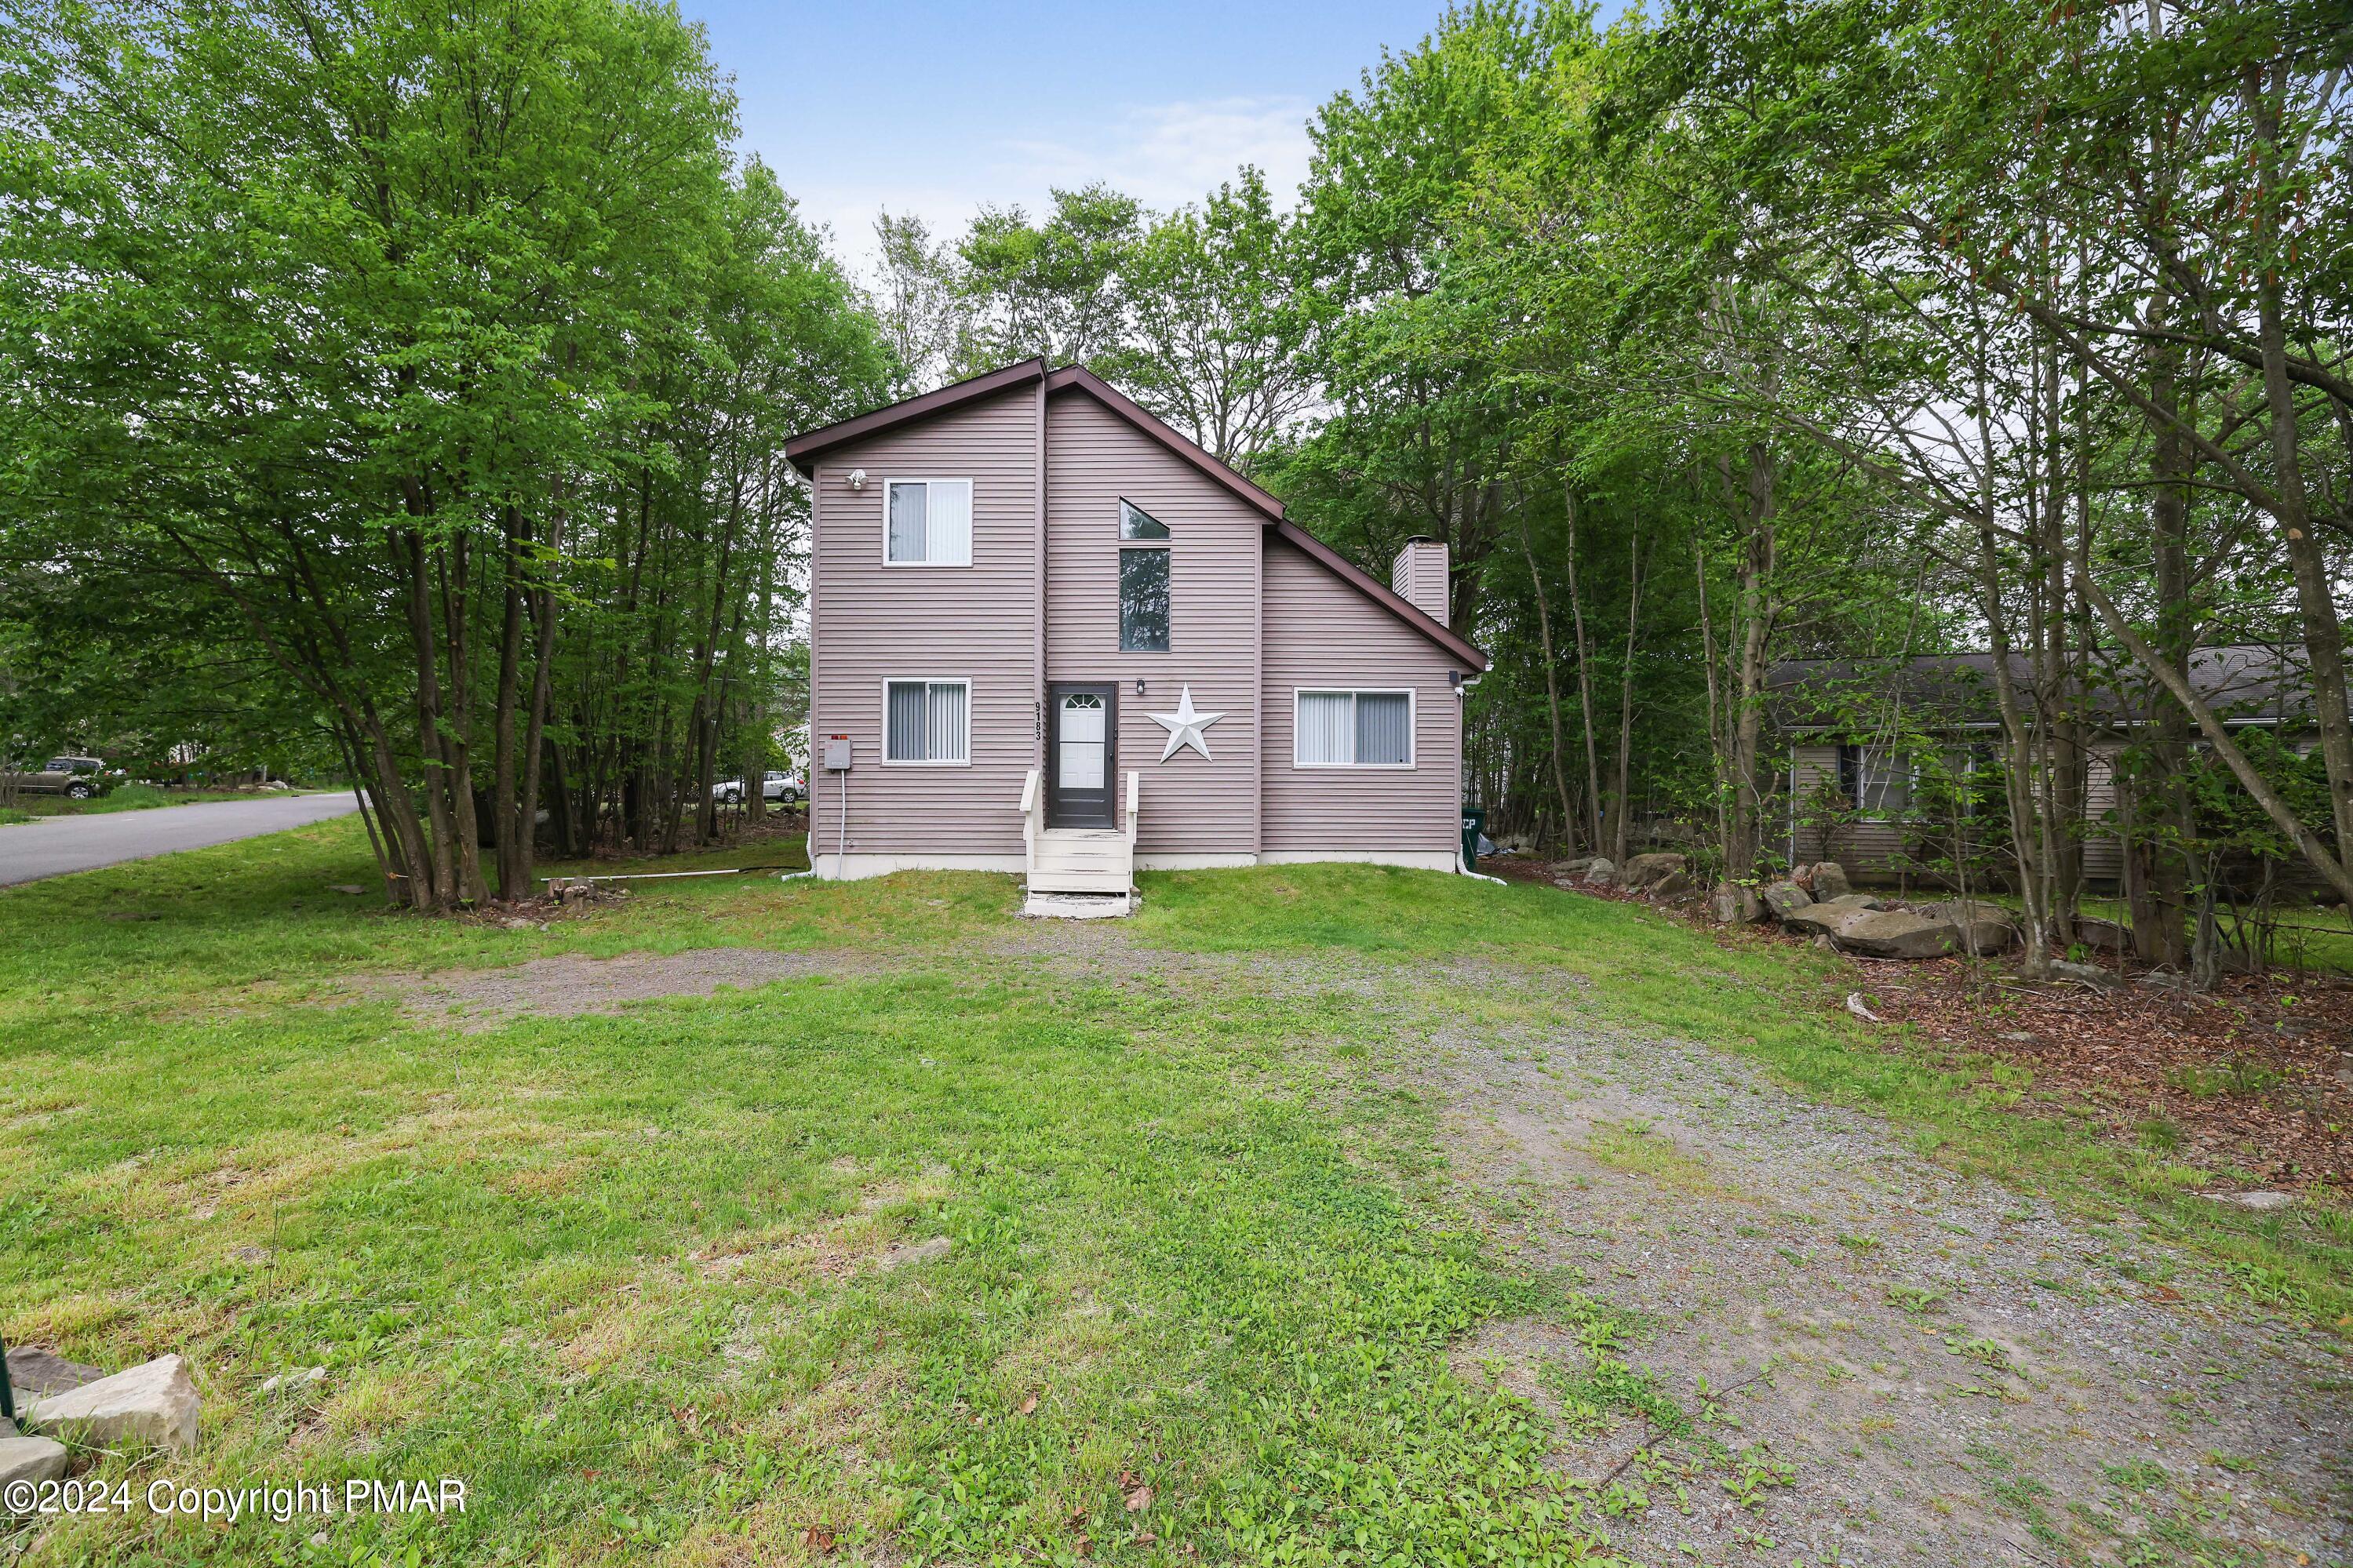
[4,756,122,799]
[712,770,803,806]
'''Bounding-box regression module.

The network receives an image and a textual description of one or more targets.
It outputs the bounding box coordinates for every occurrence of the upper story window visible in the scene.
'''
[885,478,973,566]
[1295,689,1414,768]
[1117,499,1169,652]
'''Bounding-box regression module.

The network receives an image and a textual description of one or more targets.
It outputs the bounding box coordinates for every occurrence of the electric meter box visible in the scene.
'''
[821,736,853,772]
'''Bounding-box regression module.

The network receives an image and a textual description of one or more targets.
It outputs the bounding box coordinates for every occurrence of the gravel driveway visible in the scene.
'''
[1417,999,2349,1567]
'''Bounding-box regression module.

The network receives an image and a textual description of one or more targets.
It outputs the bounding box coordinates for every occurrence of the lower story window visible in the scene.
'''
[1295,689,1413,767]
[885,679,970,763]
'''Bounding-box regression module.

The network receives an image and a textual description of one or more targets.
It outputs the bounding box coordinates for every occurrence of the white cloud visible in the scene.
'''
[994,96,1316,213]
[792,96,1315,275]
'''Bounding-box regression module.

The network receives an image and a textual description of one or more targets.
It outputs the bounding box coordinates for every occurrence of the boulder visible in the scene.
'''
[0,1435,67,1498]
[2048,959,2120,988]
[28,1354,200,1453]
[1712,886,1764,924]
[1759,881,1812,919]
[1830,908,1964,959]
[5,1347,103,1399]
[1783,893,1883,939]
[1551,857,1597,880]
[1809,862,1852,900]
[2071,915,2131,952]
[1916,900,2019,955]
[1651,869,1693,897]
[1582,858,1615,884]
[1618,852,1688,890]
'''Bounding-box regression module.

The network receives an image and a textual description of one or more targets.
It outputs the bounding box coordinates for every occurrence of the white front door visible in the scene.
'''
[1047,684,1116,827]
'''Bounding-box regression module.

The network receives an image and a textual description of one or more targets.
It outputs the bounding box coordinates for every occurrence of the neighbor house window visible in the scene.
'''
[883,679,970,763]
[1838,743,1979,817]
[884,479,973,566]
[1118,499,1170,651]
[1295,689,1413,767]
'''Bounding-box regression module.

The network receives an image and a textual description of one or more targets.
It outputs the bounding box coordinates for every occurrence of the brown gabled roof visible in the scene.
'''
[783,359,1488,671]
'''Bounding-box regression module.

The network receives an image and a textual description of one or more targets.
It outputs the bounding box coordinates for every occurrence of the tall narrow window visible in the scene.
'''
[883,679,970,763]
[1295,690,1414,767]
[883,479,972,565]
[1117,498,1170,651]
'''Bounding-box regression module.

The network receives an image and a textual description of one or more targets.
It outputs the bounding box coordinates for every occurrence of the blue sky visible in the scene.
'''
[678,1,1463,263]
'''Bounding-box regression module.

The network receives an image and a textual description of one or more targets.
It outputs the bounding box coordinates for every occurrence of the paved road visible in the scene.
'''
[0,792,362,887]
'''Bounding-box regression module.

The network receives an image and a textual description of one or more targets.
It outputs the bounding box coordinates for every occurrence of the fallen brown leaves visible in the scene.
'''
[1499,857,2353,1193]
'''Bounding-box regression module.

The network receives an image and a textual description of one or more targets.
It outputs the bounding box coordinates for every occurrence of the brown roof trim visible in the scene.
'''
[1269,519,1489,671]
[783,357,1488,670]
[784,358,1047,472]
[1042,365,1290,520]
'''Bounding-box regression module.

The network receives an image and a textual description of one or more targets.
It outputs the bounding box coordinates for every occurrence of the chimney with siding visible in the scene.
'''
[1390,537,1449,627]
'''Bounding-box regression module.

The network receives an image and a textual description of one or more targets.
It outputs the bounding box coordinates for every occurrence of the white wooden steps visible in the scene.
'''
[1018,769,1138,917]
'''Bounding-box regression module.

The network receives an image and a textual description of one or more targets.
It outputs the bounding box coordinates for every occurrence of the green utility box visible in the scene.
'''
[1460,805,1486,871]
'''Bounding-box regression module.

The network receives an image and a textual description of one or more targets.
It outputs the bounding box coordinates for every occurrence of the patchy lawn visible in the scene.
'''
[2,822,2347,1565]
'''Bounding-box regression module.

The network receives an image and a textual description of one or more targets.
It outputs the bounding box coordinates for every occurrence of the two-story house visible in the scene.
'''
[785,359,1488,909]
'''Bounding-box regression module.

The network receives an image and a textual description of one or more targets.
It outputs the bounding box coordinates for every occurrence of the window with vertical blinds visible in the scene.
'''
[1293,690,1414,767]
[883,479,972,565]
[883,679,969,763]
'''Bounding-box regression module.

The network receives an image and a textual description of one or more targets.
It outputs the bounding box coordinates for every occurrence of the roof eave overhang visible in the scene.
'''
[784,358,1048,475]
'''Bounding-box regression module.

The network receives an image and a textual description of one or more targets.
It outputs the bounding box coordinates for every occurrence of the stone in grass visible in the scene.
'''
[1809,862,1852,900]
[1711,886,1763,924]
[1829,908,1963,960]
[1,1435,68,1499]
[326,884,368,896]
[1782,894,1883,939]
[5,1346,104,1399]
[2213,1190,2297,1212]
[1616,852,1688,890]
[2073,915,2132,951]
[28,1354,200,1453]
[1759,881,1812,919]
[1916,900,2019,955]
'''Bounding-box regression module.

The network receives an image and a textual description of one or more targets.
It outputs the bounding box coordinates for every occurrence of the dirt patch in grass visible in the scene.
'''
[373,948,852,1030]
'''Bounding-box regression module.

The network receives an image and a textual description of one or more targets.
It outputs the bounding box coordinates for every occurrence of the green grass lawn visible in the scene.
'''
[2,820,2344,1564]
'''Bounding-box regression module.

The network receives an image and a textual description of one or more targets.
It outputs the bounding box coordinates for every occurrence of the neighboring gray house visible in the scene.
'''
[785,359,1488,903]
[1770,646,2331,888]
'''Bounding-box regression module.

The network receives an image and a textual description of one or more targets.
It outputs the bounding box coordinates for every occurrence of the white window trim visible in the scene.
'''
[1291,687,1417,770]
[881,477,974,568]
[880,677,973,766]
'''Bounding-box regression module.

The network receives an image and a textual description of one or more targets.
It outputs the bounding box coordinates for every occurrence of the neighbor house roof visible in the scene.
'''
[783,360,1488,671]
[1768,646,2334,732]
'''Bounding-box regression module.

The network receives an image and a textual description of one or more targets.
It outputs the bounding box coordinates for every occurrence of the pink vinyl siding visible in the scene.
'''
[1260,536,1462,854]
[808,386,1038,859]
[1046,392,1259,854]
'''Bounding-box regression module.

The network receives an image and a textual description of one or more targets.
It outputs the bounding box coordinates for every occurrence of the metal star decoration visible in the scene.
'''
[1144,684,1225,762]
